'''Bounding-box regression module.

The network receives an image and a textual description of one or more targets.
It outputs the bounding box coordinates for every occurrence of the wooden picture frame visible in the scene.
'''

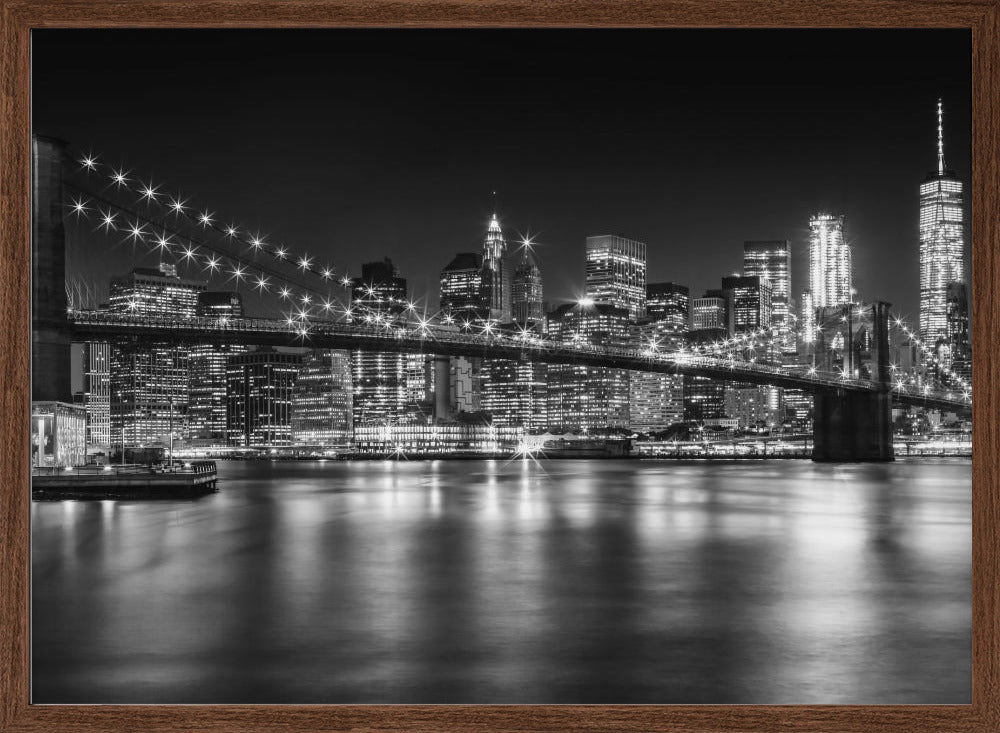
[2,1,997,731]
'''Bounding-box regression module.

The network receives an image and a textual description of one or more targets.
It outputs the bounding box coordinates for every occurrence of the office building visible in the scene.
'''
[188,291,245,446]
[107,263,206,448]
[684,327,728,423]
[292,350,353,447]
[629,320,686,432]
[481,358,548,430]
[944,281,971,382]
[743,240,794,352]
[645,282,689,331]
[585,234,647,320]
[691,294,729,333]
[919,100,966,348]
[350,259,425,425]
[512,247,544,329]
[803,214,852,344]
[81,341,110,449]
[546,301,631,430]
[721,275,772,335]
[226,348,302,447]
[482,213,512,323]
[440,252,487,324]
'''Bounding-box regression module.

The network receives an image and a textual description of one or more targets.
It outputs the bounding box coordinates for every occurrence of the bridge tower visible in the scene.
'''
[32,135,72,402]
[812,301,894,461]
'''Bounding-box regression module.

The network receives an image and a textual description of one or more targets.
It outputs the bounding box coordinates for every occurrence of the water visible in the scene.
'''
[31,458,970,704]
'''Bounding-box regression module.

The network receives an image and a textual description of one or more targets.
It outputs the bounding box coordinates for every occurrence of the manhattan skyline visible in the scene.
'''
[33,28,971,323]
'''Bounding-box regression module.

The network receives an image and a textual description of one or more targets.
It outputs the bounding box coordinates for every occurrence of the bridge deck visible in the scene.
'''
[67,312,968,411]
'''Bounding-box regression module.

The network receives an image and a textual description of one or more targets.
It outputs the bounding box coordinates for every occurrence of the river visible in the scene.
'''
[31,458,970,704]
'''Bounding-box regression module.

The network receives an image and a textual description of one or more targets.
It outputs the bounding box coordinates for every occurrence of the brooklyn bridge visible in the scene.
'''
[31,136,970,462]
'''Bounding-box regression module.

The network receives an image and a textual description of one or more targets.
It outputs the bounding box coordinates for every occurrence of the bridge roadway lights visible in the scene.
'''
[812,388,894,462]
[32,135,72,403]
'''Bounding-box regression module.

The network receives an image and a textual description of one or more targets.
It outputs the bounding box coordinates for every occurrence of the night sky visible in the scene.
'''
[33,29,971,323]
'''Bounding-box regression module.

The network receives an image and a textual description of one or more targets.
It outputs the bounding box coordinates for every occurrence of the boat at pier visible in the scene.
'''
[32,461,218,500]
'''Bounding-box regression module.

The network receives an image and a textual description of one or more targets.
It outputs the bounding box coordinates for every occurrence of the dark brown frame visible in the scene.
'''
[2,1,997,731]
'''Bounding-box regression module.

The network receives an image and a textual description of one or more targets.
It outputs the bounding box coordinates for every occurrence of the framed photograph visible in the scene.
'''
[2,1,998,731]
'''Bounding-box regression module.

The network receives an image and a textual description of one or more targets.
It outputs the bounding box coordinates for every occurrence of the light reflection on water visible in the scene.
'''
[31,458,970,704]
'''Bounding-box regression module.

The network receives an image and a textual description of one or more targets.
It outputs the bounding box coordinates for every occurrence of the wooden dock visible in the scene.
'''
[32,461,218,500]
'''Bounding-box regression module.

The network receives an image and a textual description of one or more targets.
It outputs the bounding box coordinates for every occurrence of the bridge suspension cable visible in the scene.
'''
[71,150,346,286]
[888,316,970,394]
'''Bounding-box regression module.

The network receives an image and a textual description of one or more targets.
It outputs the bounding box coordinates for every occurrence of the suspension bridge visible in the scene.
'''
[31,136,971,462]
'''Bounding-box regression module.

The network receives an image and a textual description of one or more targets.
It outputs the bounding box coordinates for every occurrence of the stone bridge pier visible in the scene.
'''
[811,301,894,462]
[32,134,72,402]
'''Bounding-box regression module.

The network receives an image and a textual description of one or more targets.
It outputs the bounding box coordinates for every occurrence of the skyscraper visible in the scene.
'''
[691,294,729,332]
[81,341,110,450]
[803,214,852,344]
[292,350,353,447]
[188,291,245,446]
[226,349,302,447]
[919,99,965,347]
[630,284,688,432]
[511,247,544,329]
[645,282,689,331]
[440,252,487,324]
[945,281,971,382]
[481,360,548,430]
[721,275,773,336]
[585,234,647,320]
[743,240,794,352]
[350,259,426,425]
[546,301,631,430]
[481,213,511,323]
[107,263,206,449]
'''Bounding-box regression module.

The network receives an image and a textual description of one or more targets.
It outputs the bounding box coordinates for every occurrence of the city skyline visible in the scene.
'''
[26,25,975,710]
[34,29,971,324]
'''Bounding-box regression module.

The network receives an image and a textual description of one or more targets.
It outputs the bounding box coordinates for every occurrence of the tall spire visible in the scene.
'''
[937,98,945,175]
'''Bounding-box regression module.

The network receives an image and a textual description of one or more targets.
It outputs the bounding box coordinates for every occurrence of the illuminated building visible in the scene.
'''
[944,282,970,381]
[81,341,110,449]
[720,275,777,422]
[743,240,794,353]
[629,318,685,432]
[721,275,772,335]
[188,291,245,446]
[919,100,965,347]
[349,258,408,318]
[512,247,544,329]
[353,421,523,457]
[804,214,852,342]
[724,385,772,429]
[481,357,548,429]
[546,301,631,430]
[585,234,647,320]
[292,350,353,447]
[482,213,512,323]
[684,328,727,423]
[781,388,812,427]
[226,348,302,446]
[107,263,205,449]
[31,402,87,467]
[440,252,487,323]
[480,240,545,425]
[350,259,426,425]
[800,290,816,344]
[691,294,729,332]
[645,282,689,331]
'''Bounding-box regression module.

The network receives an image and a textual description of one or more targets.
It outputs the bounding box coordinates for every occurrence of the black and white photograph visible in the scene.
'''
[29,28,971,704]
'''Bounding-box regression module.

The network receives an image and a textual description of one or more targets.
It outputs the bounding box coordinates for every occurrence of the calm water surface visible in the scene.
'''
[31,458,970,704]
